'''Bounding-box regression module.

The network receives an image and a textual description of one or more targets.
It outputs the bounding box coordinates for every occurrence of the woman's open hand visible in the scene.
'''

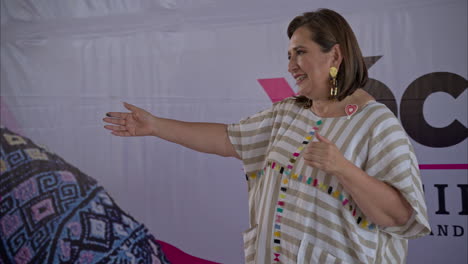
[103,102,157,137]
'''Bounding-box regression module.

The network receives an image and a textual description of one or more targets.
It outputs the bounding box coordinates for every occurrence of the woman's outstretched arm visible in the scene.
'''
[103,102,240,158]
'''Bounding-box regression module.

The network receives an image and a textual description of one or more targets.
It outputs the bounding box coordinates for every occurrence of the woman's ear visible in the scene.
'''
[331,44,343,67]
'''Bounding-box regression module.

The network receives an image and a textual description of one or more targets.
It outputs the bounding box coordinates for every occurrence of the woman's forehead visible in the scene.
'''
[288,27,317,51]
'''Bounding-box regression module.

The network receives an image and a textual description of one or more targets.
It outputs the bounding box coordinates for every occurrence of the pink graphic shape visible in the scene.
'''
[156,240,221,264]
[419,164,468,170]
[258,78,296,103]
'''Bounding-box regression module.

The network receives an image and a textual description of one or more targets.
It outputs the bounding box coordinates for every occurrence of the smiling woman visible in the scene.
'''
[287,9,368,106]
[103,8,431,264]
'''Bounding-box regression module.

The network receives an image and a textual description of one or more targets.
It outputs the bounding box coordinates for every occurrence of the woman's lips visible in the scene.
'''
[295,74,308,85]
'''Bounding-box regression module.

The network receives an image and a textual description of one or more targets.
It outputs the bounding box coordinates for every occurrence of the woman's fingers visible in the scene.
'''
[303,153,324,162]
[106,111,132,119]
[123,102,139,112]
[103,103,143,137]
[104,125,127,131]
[111,131,132,137]
[102,117,126,126]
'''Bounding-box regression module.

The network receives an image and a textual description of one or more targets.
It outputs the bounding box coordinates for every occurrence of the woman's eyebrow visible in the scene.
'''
[293,45,306,50]
[288,45,307,56]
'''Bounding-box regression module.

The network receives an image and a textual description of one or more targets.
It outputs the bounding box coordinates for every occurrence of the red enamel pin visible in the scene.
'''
[345,104,358,119]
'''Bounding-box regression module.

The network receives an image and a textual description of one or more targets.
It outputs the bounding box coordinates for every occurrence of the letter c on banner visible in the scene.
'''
[362,78,398,117]
[400,72,468,148]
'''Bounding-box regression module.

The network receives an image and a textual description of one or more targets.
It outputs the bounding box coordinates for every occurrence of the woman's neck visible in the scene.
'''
[310,89,374,118]
[311,99,339,117]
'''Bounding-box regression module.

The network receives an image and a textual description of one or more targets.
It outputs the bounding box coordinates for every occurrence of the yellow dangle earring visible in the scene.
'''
[329,66,338,100]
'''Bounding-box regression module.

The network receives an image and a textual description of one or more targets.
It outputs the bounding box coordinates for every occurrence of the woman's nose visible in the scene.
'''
[288,58,298,73]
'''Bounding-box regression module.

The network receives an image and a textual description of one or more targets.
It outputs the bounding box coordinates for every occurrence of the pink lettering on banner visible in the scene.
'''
[257,78,296,103]
[419,164,468,170]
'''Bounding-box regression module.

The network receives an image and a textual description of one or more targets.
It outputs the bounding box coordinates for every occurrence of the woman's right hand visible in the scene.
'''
[103,102,158,137]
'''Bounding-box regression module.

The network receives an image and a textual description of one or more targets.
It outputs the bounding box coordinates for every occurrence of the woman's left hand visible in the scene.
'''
[303,133,347,175]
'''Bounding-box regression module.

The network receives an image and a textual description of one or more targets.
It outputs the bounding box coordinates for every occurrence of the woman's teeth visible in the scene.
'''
[297,75,307,82]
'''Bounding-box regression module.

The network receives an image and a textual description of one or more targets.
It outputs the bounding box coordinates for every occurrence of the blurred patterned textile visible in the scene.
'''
[0,126,170,264]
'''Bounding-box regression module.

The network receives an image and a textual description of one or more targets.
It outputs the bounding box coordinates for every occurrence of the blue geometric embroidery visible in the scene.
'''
[0,127,170,264]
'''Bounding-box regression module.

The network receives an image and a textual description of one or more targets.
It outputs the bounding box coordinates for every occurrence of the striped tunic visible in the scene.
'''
[228,98,430,264]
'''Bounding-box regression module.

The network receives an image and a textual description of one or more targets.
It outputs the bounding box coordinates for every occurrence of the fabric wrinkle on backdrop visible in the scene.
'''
[0,0,467,263]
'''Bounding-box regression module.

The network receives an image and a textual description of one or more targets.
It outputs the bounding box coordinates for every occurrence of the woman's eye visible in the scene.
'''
[288,50,304,60]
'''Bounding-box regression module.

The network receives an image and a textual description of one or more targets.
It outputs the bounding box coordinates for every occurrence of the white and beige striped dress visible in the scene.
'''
[228,98,430,264]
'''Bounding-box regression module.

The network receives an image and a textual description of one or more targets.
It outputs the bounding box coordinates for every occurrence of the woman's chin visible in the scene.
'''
[296,89,307,97]
[297,89,326,101]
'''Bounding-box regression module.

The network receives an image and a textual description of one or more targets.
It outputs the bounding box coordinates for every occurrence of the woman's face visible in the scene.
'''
[288,26,337,100]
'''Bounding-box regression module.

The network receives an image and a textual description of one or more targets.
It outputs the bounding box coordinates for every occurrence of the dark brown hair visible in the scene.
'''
[287,8,368,107]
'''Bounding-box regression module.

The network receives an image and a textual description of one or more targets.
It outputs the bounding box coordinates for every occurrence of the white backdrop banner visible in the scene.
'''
[1,0,466,263]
